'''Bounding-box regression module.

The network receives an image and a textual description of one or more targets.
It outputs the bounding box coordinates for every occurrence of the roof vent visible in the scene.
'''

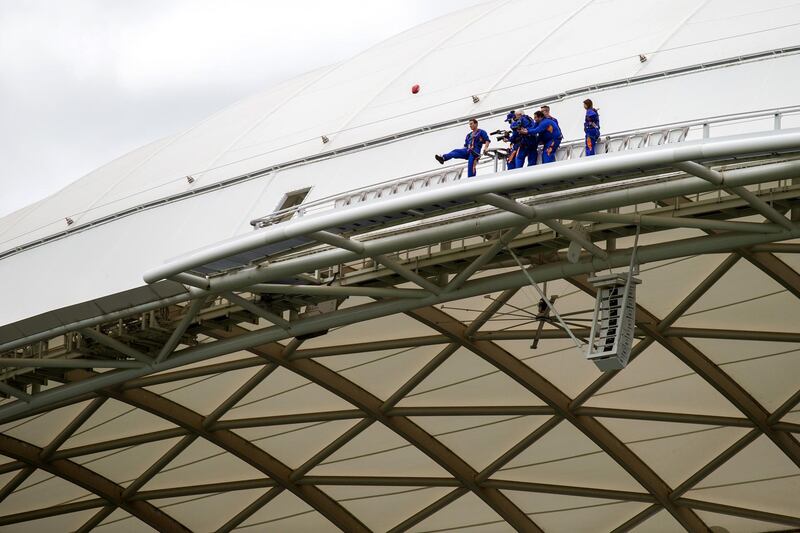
[639,53,647,63]
[471,95,480,103]
[186,175,195,184]
[65,217,74,226]
[321,135,330,144]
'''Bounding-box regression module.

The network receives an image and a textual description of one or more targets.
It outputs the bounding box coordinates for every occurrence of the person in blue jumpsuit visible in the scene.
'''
[503,111,520,170]
[436,118,490,177]
[511,110,537,168]
[583,98,600,156]
[529,110,562,163]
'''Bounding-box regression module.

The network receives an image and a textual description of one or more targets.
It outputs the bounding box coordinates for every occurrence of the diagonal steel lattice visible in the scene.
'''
[0,244,799,532]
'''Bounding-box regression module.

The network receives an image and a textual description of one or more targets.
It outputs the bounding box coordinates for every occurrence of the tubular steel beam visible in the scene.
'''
[202,361,280,430]
[407,305,709,532]
[299,476,458,487]
[292,335,450,359]
[572,407,753,428]
[214,410,364,431]
[443,224,526,293]
[476,416,564,484]
[611,504,661,533]
[388,406,554,417]
[482,480,655,503]
[474,326,800,343]
[0,499,107,527]
[311,230,442,294]
[79,327,153,364]
[155,296,207,363]
[542,219,609,259]
[476,193,608,258]
[373,254,442,295]
[573,212,784,234]
[751,243,800,253]
[289,419,374,482]
[740,250,800,300]
[674,161,795,230]
[309,230,365,254]
[665,327,800,343]
[0,358,146,369]
[251,283,430,299]
[75,505,116,533]
[676,498,800,527]
[670,429,761,499]
[51,428,190,462]
[130,478,275,501]
[217,487,285,533]
[122,435,198,502]
[0,381,31,402]
[223,292,291,329]
[388,487,470,533]
[0,467,35,503]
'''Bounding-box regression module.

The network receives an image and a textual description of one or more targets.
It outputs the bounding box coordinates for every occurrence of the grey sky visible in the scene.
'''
[0,0,486,217]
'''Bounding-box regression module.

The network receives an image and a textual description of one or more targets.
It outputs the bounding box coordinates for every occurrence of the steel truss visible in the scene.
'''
[1,130,800,531]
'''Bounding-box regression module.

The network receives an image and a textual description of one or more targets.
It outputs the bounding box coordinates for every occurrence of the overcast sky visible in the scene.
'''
[0,0,486,218]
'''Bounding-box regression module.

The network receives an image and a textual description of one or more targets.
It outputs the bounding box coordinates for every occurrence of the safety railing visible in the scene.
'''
[251,105,800,229]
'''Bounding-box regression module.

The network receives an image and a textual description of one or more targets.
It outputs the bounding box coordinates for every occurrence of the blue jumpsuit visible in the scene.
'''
[584,108,600,156]
[443,129,490,177]
[512,115,538,168]
[528,118,562,164]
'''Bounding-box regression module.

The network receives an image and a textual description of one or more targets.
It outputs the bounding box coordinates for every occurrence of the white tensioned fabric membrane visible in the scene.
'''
[2,0,800,327]
[1,2,800,532]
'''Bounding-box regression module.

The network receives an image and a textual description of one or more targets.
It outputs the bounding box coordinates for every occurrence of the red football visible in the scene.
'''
[411,84,420,94]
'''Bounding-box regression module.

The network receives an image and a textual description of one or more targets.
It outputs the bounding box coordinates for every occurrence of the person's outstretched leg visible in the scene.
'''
[440,148,469,163]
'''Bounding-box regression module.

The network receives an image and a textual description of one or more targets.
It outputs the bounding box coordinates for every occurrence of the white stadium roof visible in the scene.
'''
[1,0,800,531]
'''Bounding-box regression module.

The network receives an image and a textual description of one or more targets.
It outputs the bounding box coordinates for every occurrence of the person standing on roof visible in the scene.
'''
[435,118,490,177]
[583,99,601,156]
[529,110,562,163]
[511,110,538,168]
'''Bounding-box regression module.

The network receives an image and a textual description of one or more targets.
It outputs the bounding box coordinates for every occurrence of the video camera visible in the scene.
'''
[490,129,513,142]
[492,110,524,142]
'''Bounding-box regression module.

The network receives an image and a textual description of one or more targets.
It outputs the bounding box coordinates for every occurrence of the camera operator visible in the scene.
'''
[511,110,537,167]
[494,111,520,169]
